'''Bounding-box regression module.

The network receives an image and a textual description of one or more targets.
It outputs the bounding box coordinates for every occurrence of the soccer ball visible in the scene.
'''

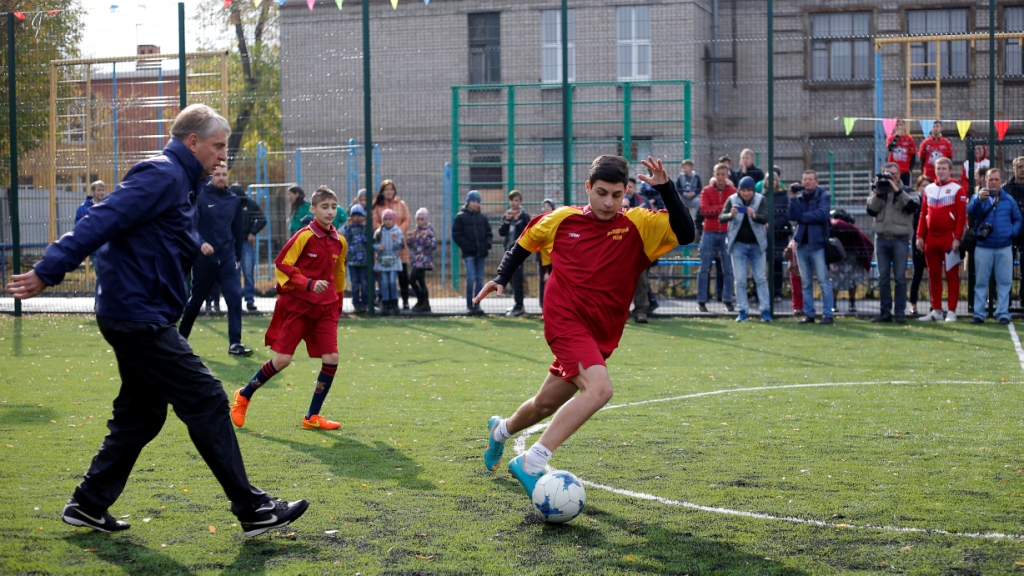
[531,470,586,523]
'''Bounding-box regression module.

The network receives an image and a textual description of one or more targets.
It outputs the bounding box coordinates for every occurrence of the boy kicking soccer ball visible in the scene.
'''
[475,155,695,496]
[232,186,348,430]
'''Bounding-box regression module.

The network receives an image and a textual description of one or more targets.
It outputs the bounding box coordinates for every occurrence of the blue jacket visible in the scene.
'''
[74,197,95,225]
[34,139,207,324]
[196,182,244,263]
[788,186,831,251]
[968,189,1022,249]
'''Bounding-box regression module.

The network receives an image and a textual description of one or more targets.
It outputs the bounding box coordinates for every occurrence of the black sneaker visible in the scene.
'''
[724,302,735,312]
[799,316,815,324]
[820,316,835,325]
[894,315,906,324]
[246,302,258,312]
[238,498,310,537]
[61,498,130,533]
[229,343,254,357]
[697,303,708,313]
[1000,318,1011,325]
[506,306,525,317]
[871,314,892,323]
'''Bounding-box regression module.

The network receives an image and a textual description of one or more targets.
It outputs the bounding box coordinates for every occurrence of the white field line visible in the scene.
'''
[1008,322,1024,373]
[512,380,1024,541]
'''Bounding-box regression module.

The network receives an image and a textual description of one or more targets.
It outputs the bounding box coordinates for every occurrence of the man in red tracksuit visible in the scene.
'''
[918,120,954,183]
[916,157,967,322]
[886,119,918,186]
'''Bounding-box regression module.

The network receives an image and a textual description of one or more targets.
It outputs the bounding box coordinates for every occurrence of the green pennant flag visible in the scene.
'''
[843,117,856,136]
[335,0,343,8]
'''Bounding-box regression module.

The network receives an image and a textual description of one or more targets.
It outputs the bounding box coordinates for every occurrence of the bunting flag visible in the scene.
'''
[997,120,1011,141]
[255,0,262,7]
[882,118,897,140]
[956,120,971,140]
[390,0,398,8]
[843,117,856,136]
[919,119,935,136]
[307,0,314,8]
[335,0,343,8]
[224,0,231,6]
[424,0,429,4]
[13,11,25,20]
[109,5,119,12]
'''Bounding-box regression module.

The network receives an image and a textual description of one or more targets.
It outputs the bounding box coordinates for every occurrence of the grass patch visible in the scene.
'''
[1,314,1023,574]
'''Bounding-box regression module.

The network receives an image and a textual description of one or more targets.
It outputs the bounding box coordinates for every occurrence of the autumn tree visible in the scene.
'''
[195,0,280,170]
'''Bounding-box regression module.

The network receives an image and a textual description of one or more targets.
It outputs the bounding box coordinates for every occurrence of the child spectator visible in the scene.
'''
[828,209,873,315]
[675,159,702,215]
[374,208,405,316]
[287,185,311,236]
[372,180,413,310]
[783,238,803,316]
[343,204,369,314]
[407,207,437,313]
[231,186,347,431]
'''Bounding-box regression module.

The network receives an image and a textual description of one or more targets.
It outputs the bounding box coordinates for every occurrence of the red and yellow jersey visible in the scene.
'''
[517,205,679,354]
[275,220,348,306]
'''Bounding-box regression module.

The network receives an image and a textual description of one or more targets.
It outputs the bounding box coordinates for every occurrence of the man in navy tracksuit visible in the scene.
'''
[7,104,308,537]
[177,164,252,356]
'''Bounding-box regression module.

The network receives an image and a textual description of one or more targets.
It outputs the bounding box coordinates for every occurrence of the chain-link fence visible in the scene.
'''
[4,1,1024,317]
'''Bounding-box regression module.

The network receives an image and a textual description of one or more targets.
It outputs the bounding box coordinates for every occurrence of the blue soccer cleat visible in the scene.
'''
[484,416,505,472]
[508,454,544,498]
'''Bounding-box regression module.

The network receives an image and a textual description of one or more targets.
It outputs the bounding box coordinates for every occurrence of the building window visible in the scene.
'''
[469,143,503,188]
[469,13,501,85]
[809,12,872,81]
[542,10,575,84]
[616,6,650,81]
[907,8,969,79]
[1007,7,1024,77]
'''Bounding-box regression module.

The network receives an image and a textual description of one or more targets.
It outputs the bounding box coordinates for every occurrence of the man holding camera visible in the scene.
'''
[968,168,1021,324]
[788,170,834,324]
[866,162,920,323]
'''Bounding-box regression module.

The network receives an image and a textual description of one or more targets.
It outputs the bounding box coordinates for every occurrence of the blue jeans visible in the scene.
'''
[698,231,734,304]
[348,265,368,307]
[973,245,1013,321]
[379,269,398,301]
[240,242,256,304]
[730,243,769,314]
[464,256,486,309]
[796,246,834,319]
[875,235,909,316]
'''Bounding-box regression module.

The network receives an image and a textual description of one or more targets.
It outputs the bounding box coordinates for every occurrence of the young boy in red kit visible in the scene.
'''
[475,155,695,496]
[916,157,967,322]
[231,186,348,429]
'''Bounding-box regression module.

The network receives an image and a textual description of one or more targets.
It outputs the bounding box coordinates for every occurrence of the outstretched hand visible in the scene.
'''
[637,157,669,187]
[8,270,47,300]
[473,280,503,305]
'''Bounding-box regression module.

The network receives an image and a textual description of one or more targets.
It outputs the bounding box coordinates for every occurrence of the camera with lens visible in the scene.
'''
[872,172,897,192]
[976,222,994,242]
[789,183,805,194]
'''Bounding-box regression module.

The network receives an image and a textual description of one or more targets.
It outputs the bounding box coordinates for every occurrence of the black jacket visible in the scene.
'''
[231,185,267,237]
[452,207,494,258]
[1004,176,1024,246]
[738,165,766,185]
[197,182,244,263]
[498,209,531,250]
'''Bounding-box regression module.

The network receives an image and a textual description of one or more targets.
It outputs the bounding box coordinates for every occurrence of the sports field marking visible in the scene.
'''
[513,380,1024,540]
[1007,322,1024,373]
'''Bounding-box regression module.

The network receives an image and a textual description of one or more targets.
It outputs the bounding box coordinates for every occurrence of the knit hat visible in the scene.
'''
[738,176,756,190]
[542,198,556,209]
[415,207,429,222]
[466,190,482,204]
[350,204,365,216]
[382,208,397,220]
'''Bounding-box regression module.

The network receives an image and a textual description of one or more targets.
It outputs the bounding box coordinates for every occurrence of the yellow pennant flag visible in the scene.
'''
[254,0,262,7]
[956,120,971,140]
[390,0,398,8]
[843,117,856,136]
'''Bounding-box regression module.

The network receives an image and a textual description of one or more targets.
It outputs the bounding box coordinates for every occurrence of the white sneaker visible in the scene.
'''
[944,311,957,323]
[918,310,943,322]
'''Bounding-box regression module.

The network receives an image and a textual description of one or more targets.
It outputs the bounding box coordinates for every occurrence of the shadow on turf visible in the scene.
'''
[258,434,438,491]
[0,403,59,426]
[516,505,807,574]
[405,322,551,367]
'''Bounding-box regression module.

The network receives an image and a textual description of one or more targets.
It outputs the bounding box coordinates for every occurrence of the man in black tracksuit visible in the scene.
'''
[233,183,267,311]
[498,189,530,316]
[178,164,252,356]
[452,190,494,314]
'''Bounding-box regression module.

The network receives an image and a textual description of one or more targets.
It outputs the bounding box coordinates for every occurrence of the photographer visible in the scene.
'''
[968,168,1021,324]
[866,162,919,323]
[788,170,834,324]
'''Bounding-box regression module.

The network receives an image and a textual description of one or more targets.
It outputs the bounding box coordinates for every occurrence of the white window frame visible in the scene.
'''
[616,6,651,82]
[809,12,873,82]
[542,10,575,84]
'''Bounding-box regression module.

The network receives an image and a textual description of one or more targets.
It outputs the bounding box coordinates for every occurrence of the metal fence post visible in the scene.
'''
[7,11,20,317]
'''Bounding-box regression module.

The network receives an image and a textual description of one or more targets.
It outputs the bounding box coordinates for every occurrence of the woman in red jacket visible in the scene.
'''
[915,158,968,322]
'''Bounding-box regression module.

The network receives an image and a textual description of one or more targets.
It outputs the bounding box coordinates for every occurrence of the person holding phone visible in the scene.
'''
[968,168,1021,324]
[719,176,772,322]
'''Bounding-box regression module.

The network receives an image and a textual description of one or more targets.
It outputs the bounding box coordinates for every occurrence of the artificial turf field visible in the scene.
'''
[2,313,1024,575]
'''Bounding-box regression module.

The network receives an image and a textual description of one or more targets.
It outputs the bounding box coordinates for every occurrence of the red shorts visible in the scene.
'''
[265,296,339,357]
[547,328,610,381]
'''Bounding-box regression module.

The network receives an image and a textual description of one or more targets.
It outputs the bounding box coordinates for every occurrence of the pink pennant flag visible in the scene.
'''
[882,118,897,140]
[223,0,231,7]
[997,120,1011,142]
[307,0,314,8]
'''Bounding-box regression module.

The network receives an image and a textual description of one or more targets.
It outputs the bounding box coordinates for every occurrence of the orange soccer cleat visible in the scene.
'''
[230,389,249,428]
[302,414,341,430]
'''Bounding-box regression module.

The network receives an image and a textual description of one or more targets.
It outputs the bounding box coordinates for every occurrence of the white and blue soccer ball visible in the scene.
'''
[531,470,586,523]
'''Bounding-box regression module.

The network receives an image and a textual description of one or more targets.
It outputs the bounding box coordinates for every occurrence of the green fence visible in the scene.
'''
[450,80,692,287]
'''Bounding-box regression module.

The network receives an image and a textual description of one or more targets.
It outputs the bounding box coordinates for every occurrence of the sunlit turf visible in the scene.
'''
[1,313,1023,575]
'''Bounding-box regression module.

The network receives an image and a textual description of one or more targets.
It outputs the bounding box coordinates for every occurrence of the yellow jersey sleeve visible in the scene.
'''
[334,234,348,295]
[625,208,679,262]
[517,207,582,254]
[275,229,314,288]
